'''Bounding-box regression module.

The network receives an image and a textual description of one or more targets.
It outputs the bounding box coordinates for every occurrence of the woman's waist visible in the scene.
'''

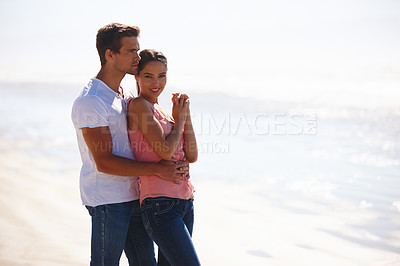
[133,149,185,162]
[139,175,193,189]
[139,176,194,196]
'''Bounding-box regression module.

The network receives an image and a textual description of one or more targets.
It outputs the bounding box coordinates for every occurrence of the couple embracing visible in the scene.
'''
[71,23,200,266]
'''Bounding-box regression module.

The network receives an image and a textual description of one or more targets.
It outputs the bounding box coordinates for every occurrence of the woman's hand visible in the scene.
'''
[171,93,189,123]
[172,92,198,163]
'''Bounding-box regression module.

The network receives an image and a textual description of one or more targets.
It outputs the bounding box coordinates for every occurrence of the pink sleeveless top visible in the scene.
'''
[128,98,195,203]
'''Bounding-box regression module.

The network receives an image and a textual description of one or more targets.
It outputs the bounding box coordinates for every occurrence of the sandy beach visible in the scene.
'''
[0,130,399,265]
[0,139,89,265]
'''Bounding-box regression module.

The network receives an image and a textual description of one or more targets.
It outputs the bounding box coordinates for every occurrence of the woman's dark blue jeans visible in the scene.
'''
[141,197,201,266]
[86,200,156,266]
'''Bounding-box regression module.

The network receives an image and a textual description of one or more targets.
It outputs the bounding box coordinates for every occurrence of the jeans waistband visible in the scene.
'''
[144,197,193,202]
[141,197,194,208]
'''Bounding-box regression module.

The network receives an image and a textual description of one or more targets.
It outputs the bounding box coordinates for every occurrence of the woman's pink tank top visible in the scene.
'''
[128,98,195,203]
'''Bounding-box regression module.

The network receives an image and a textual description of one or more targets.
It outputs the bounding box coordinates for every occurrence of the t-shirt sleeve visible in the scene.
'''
[72,95,109,129]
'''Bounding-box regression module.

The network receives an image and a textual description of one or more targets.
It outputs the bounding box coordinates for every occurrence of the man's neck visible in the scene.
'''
[95,67,125,96]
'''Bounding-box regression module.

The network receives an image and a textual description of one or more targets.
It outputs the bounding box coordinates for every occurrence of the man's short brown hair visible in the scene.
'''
[96,23,140,66]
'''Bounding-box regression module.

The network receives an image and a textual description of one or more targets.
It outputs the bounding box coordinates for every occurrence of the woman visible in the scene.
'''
[127,49,200,266]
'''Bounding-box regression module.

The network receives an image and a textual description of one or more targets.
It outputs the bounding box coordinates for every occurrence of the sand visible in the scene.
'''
[0,138,399,266]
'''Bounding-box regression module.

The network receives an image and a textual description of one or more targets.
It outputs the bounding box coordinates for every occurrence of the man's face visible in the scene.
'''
[113,36,141,75]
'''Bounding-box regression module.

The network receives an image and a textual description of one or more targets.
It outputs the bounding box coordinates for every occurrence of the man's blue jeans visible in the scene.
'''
[141,197,201,266]
[86,200,156,266]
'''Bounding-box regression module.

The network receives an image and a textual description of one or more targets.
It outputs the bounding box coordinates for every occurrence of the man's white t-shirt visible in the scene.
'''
[71,78,139,207]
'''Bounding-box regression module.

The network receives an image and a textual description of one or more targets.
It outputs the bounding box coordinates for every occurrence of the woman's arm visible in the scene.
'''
[81,126,188,182]
[182,106,198,163]
[128,97,187,160]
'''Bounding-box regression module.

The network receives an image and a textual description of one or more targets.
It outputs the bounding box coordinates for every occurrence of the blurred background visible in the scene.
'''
[0,0,399,265]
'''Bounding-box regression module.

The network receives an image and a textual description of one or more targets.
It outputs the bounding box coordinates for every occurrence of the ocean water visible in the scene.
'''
[0,81,399,262]
[1,80,399,199]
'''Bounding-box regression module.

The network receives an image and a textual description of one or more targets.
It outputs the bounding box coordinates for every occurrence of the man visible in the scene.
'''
[71,23,189,265]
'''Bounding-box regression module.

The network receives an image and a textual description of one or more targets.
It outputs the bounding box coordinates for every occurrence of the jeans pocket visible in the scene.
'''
[154,200,176,216]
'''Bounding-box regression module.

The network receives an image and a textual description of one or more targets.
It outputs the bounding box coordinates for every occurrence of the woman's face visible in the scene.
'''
[136,61,167,102]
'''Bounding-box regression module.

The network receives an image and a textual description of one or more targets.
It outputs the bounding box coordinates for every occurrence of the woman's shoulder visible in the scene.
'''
[128,97,154,113]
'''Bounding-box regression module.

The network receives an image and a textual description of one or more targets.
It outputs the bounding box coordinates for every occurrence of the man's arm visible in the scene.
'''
[82,126,188,182]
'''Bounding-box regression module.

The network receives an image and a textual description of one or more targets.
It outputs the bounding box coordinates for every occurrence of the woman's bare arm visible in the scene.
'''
[81,126,188,182]
[128,97,187,160]
[182,100,198,163]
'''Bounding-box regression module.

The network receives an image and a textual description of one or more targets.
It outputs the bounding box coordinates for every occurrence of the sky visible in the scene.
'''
[1,0,400,107]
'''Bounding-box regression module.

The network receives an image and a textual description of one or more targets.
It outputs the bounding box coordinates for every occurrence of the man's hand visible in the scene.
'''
[156,160,190,184]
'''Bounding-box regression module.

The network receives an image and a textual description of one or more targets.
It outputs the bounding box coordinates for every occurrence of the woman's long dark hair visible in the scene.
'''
[136,49,168,95]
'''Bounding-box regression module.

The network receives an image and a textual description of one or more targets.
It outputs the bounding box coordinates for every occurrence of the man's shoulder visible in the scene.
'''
[74,79,109,104]
[73,91,104,109]
[71,93,109,126]
[84,78,105,96]
[72,82,110,115]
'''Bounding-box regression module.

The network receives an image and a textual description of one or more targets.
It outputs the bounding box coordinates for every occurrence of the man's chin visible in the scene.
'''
[126,70,138,76]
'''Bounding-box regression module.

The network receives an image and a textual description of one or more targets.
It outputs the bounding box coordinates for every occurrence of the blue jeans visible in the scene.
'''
[86,200,156,266]
[141,197,201,266]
